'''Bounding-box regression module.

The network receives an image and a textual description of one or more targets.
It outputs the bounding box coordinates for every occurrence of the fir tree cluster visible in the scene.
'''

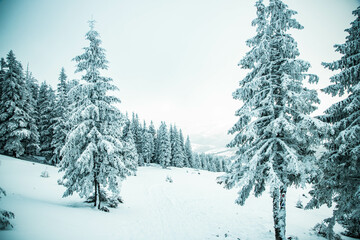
[0,51,71,165]
[123,113,229,172]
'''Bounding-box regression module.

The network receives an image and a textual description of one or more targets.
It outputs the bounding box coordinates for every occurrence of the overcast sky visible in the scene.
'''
[0,0,359,152]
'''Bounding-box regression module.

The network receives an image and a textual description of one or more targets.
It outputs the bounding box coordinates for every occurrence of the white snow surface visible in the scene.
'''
[0,155,352,240]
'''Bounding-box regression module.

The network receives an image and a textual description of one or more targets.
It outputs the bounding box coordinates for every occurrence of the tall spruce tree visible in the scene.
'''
[184,136,194,168]
[192,153,201,169]
[38,82,56,161]
[0,58,6,151]
[179,129,188,167]
[59,21,135,209]
[169,124,174,164]
[0,51,32,157]
[156,121,171,168]
[170,125,185,167]
[66,79,80,113]
[0,58,5,93]
[217,1,325,239]
[148,121,156,163]
[200,153,208,170]
[23,66,40,156]
[142,121,154,165]
[122,117,138,171]
[306,6,360,239]
[131,113,144,166]
[51,68,69,165]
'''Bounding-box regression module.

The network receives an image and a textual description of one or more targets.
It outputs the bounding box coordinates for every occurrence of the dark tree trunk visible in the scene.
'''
[279,186,287,239]
[94,178,97,207]
[273,187,281,240]
[273,185,287,240]
[97,182,101,209]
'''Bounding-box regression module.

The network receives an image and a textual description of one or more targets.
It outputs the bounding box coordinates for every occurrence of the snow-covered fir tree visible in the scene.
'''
[0,58,5,95]
[122,116,138,171]
[131,113,144,166]
[59,20,136,210]
[170,125,185,167]
[153,126,160,164]
[169,124,174,163]
[0,187,15,230]
[214,156,224,172]
[24,65,39,103]
[148,121,156,163]
[217,1,325,240]
[66,79,80,111]
[0,58,6,151]
[38,82,56,161]
[156,121,171,168]
[192,153,201,169]
[142,122,154,165]
[0,51,32,157]
[23,66,40,156]
[50,68,69,165]
[184,136,194,168]
[200,153,208,170]
[306,6,360,239]
[179,129,188,167]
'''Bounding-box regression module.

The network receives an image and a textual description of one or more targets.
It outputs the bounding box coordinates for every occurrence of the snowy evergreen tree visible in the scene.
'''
[0,51,32,157]
[217,1,325,240]
[200,153,208,170]
[179,129,188,167]
[306,6,360,238]
[38,82,56,161]
[192,153,201,169]
[153,124,161,164]
[0,58,6,152]
[170,125,185,167]
[0,187,15,230]
[184,136,194,168]
[156,121,171,168]
[0,58,5,93]
[23,66,40,156]
[142,122,154,165]
[59,20,135,210]
[148,121,156,163]
[214,156,224,172]
[207,155,216,172]
[169,124,174,164]
[121,117,138,173]
[50,68,69,165]
[24,65,39,102]
[67,79,79,94]
[66,79,80,112]
[131,113,144,166]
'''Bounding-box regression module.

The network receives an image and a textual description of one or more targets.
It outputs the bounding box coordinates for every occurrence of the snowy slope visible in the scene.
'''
[0,155,352,240]
[204,148,236,158]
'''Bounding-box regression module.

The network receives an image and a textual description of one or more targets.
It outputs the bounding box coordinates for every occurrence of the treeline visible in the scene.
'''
[0,50,229,173]
[90,112,230,172]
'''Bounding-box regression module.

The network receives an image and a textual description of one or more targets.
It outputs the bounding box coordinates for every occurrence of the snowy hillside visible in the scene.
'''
[0,155,352,240]
[204,148,236,158]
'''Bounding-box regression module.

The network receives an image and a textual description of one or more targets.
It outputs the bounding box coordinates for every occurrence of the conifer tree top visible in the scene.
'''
[73,20,109,82]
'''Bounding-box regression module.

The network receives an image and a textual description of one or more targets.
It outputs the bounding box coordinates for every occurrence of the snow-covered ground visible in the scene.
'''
[0,155,352,240]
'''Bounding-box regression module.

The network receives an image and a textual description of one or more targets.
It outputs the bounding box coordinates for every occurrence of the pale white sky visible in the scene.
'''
[0,0,359,152]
